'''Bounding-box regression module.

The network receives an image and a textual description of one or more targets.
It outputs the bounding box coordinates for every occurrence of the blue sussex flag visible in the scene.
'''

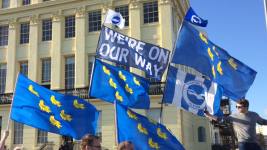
[11,74,99,140]
[171,21,257,101]
[89,59,150,109]
[184,7,208,27]
[116,102,185,150]
[162,66,224,117]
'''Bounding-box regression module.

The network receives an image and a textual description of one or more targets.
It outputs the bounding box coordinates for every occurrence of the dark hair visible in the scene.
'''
[237,99,249,110]
[80,134,100,150]
[117,141,133,150]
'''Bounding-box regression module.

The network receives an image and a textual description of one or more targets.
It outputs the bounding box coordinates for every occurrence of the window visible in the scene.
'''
[198,126,206,142]
[147,108,162,123]
[116,64,129,72]
[115,6,129,27]
[88,11,101,32]
[37,129,48,144]
[42,20,52,41]
[65,16,75,38]
[0,65,7,94]
[42,59,51,85]
[215,132,219,144]
[0,117,2,139]
[20,23,30,44]
[97,111,102,143]
[2,0,10,8]
[43,0,50,1]
[143,1,158,24]
[145,74,157,83]
[20,62,28,78]
[0,26,8,46]
[22,0,30,5]
[88,55,95,84]
[14,121,24,144]
[65,57,75,89]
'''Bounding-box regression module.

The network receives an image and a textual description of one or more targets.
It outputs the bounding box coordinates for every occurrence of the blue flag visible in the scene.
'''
[95,25,170,80]
[171,22,257,101]
[116,102,185,150]
[11,74,99,140]
[184,7,208,27]
[162,66,223,117]
[89,59,150,109]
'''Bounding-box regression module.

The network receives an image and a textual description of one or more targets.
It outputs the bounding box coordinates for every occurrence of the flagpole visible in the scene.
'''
[7,73,19,130]
[114,100,119,146]
[87,56,96,102]
[159,21,185,123]
[264,0,267,33]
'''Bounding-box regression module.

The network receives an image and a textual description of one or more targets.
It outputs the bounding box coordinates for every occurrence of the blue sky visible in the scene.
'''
[189,0,267,116]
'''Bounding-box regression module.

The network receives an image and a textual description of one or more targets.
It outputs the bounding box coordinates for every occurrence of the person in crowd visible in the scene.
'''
[117,141,134,150]
[204,99,267,150]
[80,134,101,150]
[0,130,9,150]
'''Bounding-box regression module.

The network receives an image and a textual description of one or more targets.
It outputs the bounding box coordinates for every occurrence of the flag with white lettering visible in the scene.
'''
[95,26,170,81]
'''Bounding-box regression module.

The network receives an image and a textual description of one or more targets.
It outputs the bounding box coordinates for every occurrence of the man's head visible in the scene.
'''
[117,141,134,150]
[80,134,101,150]
[236,99,249,113]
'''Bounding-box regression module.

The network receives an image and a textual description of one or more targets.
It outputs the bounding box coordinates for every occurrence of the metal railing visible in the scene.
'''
[0,82,165,104]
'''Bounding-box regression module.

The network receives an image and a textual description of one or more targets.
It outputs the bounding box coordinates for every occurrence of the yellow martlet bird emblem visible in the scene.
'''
[51,95,61,107]
[229,58,237,70]
[103,66,111,76]
[212,65,216,79]
[50,115,62,129]
[207,47,214,61]
[29,85,39,97]
[217,61,223,75]
[138,123,149,135]
[127,109,138,120]
[73,100,85,109]
[157,128,167,140]
[125,84,133,94]
[109,78,117,89]
[39,100,51,113]
[212,46,219,57]
[133,77,140,86]
[148,118,158,125]
[60,110,72,122]
[148,138,160,150]
[199,32,208,44]
[115,91,123,102]
[119,71,126,81]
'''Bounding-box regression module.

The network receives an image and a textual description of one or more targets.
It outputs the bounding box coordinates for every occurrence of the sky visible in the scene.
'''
[189,0,267,116]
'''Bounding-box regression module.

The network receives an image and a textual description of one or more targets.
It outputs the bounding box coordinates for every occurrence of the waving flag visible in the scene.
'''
[89,59,150,109]
[162,66,223,117]
[11,74,99,140]
[184,7,208,27]
[95,26,170,81]
[171,22,257,101]
[103,9,125,29]
[115,102,185,150]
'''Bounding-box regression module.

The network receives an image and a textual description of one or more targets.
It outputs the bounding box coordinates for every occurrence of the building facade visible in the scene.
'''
[0,0,213,149]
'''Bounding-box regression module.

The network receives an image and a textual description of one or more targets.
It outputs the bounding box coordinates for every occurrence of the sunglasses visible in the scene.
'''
[236,105,246,109]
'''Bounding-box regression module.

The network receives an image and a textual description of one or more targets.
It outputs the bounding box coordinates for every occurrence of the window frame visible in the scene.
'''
[13,121,24,144]
[20,23,30,44]
[37,129,48,144]
[198,126,206,142]
[42,19,52,42]
[0,25,9,46]
[2,0,10,8]
[143,1,159,24]
[0,64,7,94]
[65,57,75,89]
[19,62,28,78]
[41,59,51,85]
[88,10,102,32]
[65,16,76,38]
[88,55,95,85]
[22,0,31,5]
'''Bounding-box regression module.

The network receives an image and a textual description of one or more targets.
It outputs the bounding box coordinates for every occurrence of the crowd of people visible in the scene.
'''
[1,99,267,150]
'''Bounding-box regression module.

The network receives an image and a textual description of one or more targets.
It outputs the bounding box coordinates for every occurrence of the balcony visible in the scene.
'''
[0,82,165,104]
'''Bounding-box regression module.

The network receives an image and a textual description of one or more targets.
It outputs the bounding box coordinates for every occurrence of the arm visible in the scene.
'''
[204,110,218,121]
[204,110,232,124]
[0,130,9,150]
[257,114,267,125]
